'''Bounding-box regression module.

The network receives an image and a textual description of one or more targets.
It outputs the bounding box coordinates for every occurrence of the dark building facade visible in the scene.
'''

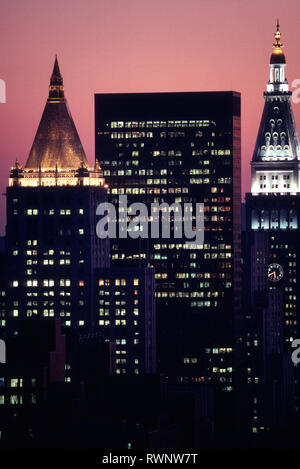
[95,267,156,374]
[243,22,299,435]
[0,317,66,444]
[95,91,242,398]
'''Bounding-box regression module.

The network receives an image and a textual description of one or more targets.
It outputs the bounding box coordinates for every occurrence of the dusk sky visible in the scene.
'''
[1,0,300,234]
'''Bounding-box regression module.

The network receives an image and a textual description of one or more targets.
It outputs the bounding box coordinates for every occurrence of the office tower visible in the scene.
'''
[95,267,156,374]
[95,91,242,399]
[4,57,109,334]
[244,22,299,435]
[4,58,156,386]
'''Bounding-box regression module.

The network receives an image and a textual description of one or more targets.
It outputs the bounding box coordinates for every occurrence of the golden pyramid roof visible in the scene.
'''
[25,56,89,170]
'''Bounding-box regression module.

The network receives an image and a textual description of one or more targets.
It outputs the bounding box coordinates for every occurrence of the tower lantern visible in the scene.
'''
[267,20,288,93]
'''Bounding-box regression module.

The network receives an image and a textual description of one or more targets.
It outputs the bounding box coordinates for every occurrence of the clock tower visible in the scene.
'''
[243,21,300,436]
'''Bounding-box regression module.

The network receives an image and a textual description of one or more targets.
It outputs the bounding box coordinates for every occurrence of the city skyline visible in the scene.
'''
[1,0,300,233]
[2,0,300,455]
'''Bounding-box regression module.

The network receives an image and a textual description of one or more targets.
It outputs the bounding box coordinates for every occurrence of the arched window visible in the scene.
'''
[289,209,298,229]
[261,210,269,230]
[280,209,288,229]
[251,210,260,230]
[270,210,279,229]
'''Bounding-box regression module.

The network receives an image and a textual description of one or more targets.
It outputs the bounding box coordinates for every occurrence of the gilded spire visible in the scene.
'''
[48,55,65,101]
[270,19,285,64]
[273,19,283,49]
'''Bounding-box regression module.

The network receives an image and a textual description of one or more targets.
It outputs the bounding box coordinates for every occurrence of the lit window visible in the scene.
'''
[43,280,54,287]
[10,395,22,404]
[10,378,22,388]
[27,209,38,215]
[60,279,71,287]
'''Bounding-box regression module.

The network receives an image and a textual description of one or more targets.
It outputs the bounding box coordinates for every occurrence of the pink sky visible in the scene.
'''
[1,0,300,234]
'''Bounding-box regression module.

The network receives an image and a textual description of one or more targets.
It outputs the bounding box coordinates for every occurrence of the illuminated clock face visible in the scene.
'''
[268,263,284,282]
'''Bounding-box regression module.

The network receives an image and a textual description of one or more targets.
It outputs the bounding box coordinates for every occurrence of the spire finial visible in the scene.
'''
[274,19,283,49]
[48,55,65,101]
[51,55,63,86]
[14,158,21,169]
[270,20,286,66]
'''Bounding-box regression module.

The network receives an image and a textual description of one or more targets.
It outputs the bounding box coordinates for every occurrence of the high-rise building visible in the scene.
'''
[4,57,109,335]
[243,22,299,435]
[95,92,242,398]
[4,58,156,382]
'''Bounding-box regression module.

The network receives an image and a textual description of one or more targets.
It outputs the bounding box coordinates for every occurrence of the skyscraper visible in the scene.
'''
[3,57,156,383]
[5,57,109,335]
[244,22,299,435]
[95,91,242,401]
